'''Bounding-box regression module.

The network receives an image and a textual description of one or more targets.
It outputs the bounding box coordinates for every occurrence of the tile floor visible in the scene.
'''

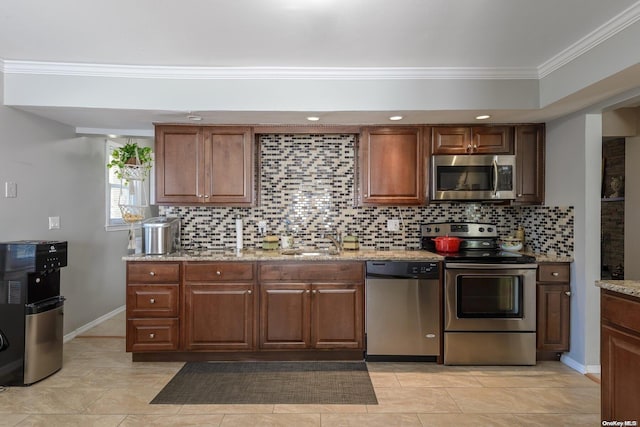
[0,311,601,426]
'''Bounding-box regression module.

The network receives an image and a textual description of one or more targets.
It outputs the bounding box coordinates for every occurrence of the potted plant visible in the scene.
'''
[107,141,153,181]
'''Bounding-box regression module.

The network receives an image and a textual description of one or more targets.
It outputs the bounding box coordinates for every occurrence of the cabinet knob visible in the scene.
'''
[466,144,472,152]
[473,144,478,151]
[247,290,252,294]
[312,290,317,294]
[565,291,571,296]
[149,333,155,339]
[198,194,203,198]
[517,193,523,197]
[552,272,559,277]
[149,271,156,276]
[216,271,222,275]
[306,290,310,294]
[204,195,209,198]
[363,194,368,197]
[150,298,155,304]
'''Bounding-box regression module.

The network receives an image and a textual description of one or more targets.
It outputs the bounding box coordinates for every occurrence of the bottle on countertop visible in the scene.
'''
[515,225,525,246]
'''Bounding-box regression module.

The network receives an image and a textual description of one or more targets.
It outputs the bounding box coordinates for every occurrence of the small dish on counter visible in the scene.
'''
[500,236,523,252]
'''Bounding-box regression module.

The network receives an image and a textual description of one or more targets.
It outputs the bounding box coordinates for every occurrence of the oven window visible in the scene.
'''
[437,166,492,191]
[456,275,523,318]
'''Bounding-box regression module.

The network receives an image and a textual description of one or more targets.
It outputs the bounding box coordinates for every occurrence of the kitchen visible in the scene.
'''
[1,0,640,424]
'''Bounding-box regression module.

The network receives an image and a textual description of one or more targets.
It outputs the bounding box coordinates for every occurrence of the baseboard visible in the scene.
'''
[560,353,601,374]
[63,305,126,343]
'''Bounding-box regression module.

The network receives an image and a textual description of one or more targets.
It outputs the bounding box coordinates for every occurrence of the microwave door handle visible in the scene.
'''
[492,159,499,195]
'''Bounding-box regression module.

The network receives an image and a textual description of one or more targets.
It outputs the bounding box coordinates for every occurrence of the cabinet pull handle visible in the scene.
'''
[149,271,156,276]
[216,271,222,275]
[150,298,155,304]
[552,272,559,277]
[149,333,155,339]
[565,291,571,296]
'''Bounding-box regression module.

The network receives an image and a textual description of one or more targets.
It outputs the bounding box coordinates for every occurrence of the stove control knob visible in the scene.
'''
[425,227,431,233]
[479,227,485,232]
[487,227,493,232]
[435,227,440,233]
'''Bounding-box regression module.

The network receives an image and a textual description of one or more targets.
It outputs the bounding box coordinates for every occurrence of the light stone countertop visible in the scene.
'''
[596,280,640,298]
[123,249,571,264]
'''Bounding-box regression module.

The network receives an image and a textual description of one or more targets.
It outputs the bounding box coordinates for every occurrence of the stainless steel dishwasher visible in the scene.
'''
[365,261,441,360]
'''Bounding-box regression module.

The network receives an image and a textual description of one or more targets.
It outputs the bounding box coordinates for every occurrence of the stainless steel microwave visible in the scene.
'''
[431,155,516,201]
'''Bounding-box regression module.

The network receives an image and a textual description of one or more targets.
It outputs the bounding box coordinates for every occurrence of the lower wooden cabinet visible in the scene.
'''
[183,262,257,351]
[536,263,571,357]
[126,318,180,352]
[601,289,640,422]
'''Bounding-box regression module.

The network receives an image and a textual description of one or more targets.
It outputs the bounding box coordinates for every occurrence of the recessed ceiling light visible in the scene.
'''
[187,115,202,121]
[307,116,320,121]
[389,116,403,121]
[475,114,491,120]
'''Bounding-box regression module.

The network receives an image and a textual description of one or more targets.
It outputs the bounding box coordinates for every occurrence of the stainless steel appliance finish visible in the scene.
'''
[444,263,537,365]
[431,154,516,201]
[365,261,440,359]
[420,222,538,365]
[0,241,67,386]
[142,216,180,255]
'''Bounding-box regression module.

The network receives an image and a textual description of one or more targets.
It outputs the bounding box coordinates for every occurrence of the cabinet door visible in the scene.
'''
[204,127,254,205]
[359,127,425,205]
[126,318,179,352]
[514,125,545,205]
[472,126,513,154]
[183,283,255,350]
[601,324,640,421]
[311,283,364,349]
[155,125,205,204]
[259,283,311,349]
[431,126,471,154]
[536,283,570,351]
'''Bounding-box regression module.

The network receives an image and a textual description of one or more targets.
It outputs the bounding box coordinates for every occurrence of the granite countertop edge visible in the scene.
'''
[123,250,571,263]
[596,280,640,298]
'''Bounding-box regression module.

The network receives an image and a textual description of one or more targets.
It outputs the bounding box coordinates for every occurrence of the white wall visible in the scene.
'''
[546,113,602,372]
[625,136,640,279]
[0,72,129,335]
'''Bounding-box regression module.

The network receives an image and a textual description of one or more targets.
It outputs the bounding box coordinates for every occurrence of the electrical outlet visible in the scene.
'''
[258,220,267,235]
[48,216,60,230]
[4,182,17,198]
[387,219,400,232]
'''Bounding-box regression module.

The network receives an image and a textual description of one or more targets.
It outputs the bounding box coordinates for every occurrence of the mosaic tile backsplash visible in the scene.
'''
[160,134,574,257]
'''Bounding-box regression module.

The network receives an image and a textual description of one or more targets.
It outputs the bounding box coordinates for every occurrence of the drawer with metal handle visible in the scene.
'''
[537,263,570,282]
[126,318,179,352]
[126,285,179,317]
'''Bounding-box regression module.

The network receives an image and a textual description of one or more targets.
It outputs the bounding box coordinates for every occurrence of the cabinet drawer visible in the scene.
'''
[259,262,364,282]
[185,262,254,282]
[601,291,640,332]
[537,263,570,282]
[127,285,179,317]
[126,318,179,352]
[127,262,180,283]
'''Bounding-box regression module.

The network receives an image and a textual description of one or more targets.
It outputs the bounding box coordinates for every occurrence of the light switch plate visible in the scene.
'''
[387,219,400,232]
[4,182,17,198]
[48,216,60,230]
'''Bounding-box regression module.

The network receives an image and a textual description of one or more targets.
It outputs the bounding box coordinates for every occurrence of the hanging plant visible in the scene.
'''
[107,141,153,180]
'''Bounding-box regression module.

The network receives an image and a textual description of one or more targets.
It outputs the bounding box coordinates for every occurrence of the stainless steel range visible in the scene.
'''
[421,222,538,365]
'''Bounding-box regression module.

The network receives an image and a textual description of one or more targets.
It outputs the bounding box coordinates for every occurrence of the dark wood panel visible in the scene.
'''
[205,127,254,204]
[514,124,545,205]
[126,285,179,318]
[127,262,180,283]
[126,318,179,352]
[311,284,364,349]
[536,283,570,351]
[183,283,255,351]
[259,284,310,349]
[601,291,640,333]
[259,262,364,282]
[472,126,513,154]
[185,262,254,282]
[537,263,570,282]
[431,126,471,154]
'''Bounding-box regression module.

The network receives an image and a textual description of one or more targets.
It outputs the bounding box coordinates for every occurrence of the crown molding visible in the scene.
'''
[538,0,640,78]
[1,61,538,80]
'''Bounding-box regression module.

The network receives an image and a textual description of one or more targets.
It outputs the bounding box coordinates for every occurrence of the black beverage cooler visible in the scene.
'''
[0,241,67,386]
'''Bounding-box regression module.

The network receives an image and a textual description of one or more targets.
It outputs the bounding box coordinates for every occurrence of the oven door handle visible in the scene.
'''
[492,159,499,195]
[446,263,538,270]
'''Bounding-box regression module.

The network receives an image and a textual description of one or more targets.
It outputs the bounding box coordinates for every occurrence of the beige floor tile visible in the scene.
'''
[79,311,126,337]
[366,387,461,413]
[417,413,519,426]
[37,367,176,389]
[15,415,126,427]
[0,386,105,414]
[474,373,599,388]
[321,413,422,426]
[179,404,275,415]
[274,404,368,414]
[395,371,483,388]
[0,414,28,426]
[120,414,225,426]
[446,386,600,414]
[84,387,181,415]
[368,371,401,387]
[220,413,320,426]
[512,413,602,425]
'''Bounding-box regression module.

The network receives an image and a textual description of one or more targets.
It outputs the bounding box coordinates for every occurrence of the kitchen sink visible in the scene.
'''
[280,248,340,256]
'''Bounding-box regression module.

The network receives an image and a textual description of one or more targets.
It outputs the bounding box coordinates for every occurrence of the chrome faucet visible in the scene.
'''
[322,232,342,253]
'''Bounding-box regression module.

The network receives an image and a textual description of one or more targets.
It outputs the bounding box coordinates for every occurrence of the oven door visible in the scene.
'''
[444,263,537,332]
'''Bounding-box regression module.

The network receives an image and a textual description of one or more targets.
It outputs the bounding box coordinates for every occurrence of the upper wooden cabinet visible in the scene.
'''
[155,125,254,206]
[514,124,545,205]
[432,126,513,154]
[358,126,426,206]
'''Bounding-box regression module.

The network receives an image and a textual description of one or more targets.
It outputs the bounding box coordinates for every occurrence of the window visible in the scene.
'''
[105,139,128,230]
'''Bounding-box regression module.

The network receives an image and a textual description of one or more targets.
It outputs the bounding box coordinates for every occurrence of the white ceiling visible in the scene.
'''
[1,0,640,130]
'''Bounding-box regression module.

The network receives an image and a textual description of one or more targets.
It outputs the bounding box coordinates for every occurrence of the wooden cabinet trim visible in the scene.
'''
[127,262,180,283]
[537,263,570,282]
[185,262,255,282]
[259,262,364,282]
[126,284,179,318]
[126,318,179,352]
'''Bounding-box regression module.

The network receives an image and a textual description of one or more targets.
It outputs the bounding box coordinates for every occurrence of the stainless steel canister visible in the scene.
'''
[142,217,180,255]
